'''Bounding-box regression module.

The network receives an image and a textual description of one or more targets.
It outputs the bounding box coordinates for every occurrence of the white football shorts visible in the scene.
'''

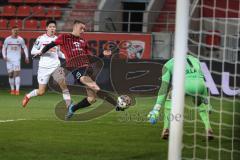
[38,66,65,85]
[6,60,21,73]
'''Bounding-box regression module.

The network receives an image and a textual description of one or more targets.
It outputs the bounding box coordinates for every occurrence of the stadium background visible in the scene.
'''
[0,0,239,95]
[0,0,239,160]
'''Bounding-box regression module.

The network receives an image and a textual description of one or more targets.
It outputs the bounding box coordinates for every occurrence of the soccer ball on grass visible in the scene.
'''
[116,95,132,111]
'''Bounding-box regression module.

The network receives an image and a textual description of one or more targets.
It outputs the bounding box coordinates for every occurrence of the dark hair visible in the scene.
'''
[46,20,56,27]
[73,20,85,25]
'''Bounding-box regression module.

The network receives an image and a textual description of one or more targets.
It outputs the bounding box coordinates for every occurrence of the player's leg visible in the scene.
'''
[22,67,50,107]
[65,67,117,119]
[22,84,47,107]
[8,72,15,94]
[201,85,213,113]
[80,75,100,92]
[13,61,21,95]
[71,88,96,112]
[197,102,213,140]
[197,86,214,140]
[13,70,20,95]
[29,84,47,97]
[58,80,72,108]
[52,67,72,108]
[80,75,117,106]
[65,87,96,120]
[6,62,15,94]
[162,91,172,139]
[65,85,97,119]
[185,78,213,140]
[68,75,98,107]
[65,74,102,119]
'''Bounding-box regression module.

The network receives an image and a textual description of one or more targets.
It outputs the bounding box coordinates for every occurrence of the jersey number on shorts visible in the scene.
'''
[76,71,82,79]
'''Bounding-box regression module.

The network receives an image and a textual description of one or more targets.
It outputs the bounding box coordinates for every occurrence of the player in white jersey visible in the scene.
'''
[22,20,71,108]
[2,26,29,95]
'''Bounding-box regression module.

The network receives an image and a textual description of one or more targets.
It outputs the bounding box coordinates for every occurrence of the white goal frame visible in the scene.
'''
[168,0,190,159]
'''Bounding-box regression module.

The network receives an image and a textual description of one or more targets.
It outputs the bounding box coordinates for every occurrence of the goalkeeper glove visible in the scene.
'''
[147,109,159,124]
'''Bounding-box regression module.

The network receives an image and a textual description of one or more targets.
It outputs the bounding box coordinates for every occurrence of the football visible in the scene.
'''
[117,95,132,109]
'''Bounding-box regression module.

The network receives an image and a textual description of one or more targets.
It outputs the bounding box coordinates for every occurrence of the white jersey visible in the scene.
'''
[2,36,28,62]
[31,33,65,68]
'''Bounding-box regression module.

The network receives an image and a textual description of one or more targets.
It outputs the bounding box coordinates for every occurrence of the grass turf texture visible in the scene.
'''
[0,89,239,160]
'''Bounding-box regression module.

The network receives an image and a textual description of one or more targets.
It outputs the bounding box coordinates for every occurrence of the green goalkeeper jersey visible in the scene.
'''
[156,55,206,106]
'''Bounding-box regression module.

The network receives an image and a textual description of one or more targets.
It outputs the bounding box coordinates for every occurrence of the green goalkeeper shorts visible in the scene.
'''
[184,77,206,97]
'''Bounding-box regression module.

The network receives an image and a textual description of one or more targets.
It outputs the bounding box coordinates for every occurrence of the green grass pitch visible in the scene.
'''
[0,89,239,160]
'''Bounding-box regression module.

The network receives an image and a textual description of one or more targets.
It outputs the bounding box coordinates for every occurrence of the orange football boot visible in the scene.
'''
[22,95,30,108]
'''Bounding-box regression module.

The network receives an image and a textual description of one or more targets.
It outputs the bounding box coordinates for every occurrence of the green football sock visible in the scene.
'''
[198,103,212,130]
[163,100,171,129]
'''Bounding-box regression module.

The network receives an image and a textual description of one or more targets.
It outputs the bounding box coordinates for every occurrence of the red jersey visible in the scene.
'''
[54,33,90,68]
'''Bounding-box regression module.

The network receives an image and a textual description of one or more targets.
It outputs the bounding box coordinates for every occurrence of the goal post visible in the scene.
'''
[168,0,190,160]
[168,0,240,159]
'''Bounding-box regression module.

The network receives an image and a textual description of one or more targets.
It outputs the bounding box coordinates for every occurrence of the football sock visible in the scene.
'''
[163,100,171,129]
[15,76,20,91]
[62,89,71,107]
[27,89,38,98]
[198,103,212,130]
[164,108,171,129]
[9,77,14,90]
[71,98,91,112]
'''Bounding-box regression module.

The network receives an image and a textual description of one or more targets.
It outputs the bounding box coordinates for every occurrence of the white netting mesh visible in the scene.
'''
[182,0,240,159]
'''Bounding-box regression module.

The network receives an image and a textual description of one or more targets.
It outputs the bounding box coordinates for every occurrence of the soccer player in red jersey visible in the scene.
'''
[37,20,113,119]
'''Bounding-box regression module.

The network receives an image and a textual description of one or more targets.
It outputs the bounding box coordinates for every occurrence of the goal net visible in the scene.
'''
[180,0,240,159]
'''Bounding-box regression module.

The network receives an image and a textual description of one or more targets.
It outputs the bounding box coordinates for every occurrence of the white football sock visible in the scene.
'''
[62,89,71,106]
[27,89,38,98]
[9,77,14,90]
[15,76,20,91]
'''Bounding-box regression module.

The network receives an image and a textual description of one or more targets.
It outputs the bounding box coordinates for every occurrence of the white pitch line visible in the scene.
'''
[0,119,237,131]
[0,119,29,123]
[0,118,61,123]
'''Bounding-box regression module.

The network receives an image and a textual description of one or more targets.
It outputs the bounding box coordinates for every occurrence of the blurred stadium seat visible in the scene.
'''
[203,0,239,17]
[0,19,8,29]
[1,5,16,17]
[8,0,23,3]
[39,19,47,30]
[46,6,61,18]
[25,19,38,30]
[0,0,69,31]
[64,1,97,31]
[55,0,69,5]
[16,5,31,17]
[24,0,38,4]
[75,2,98,9]
[9,19,22,28]
[39,0,54,4]
[152,0,176,32]
[32,5,45,18]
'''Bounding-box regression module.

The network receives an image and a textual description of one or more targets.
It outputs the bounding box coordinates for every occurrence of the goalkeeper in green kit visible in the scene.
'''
[148,54,214,140]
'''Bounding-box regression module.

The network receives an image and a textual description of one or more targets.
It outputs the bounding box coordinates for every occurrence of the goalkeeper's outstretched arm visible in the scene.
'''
[153,66,171,111]
[148,65,172,124]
